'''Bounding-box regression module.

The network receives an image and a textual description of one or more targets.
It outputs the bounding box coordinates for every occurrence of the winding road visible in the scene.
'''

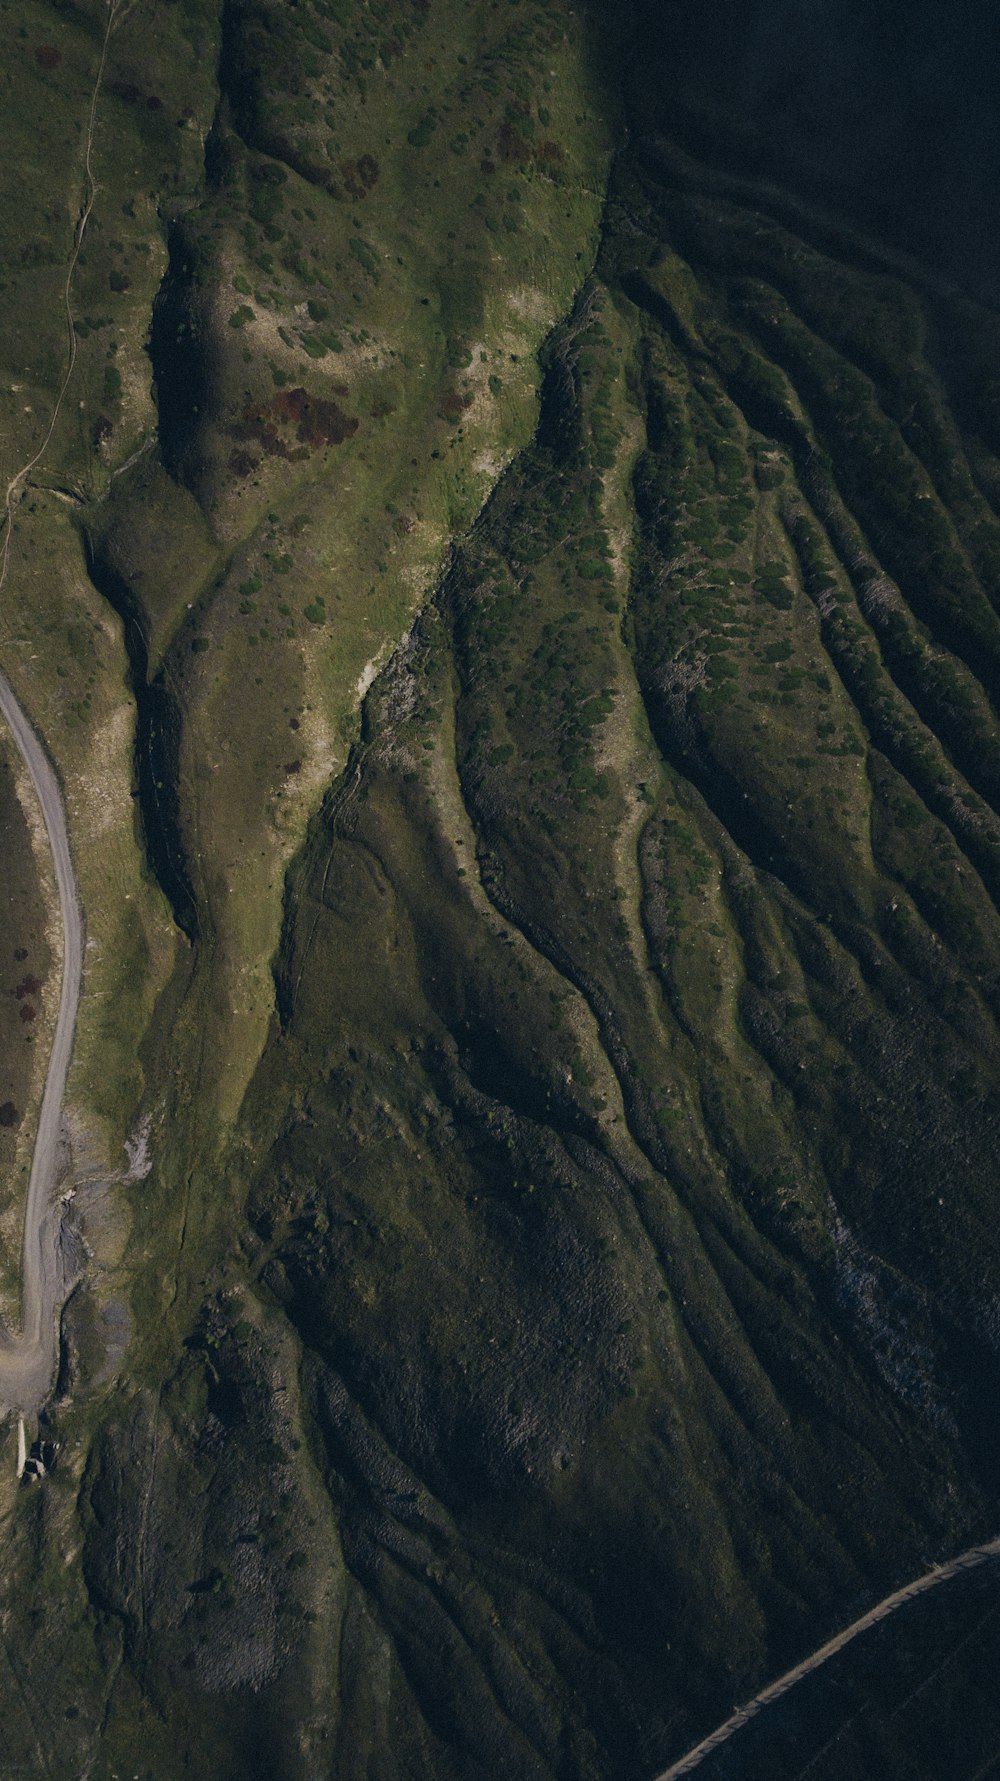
[0,668,82,1413]
[0,2,121,1414]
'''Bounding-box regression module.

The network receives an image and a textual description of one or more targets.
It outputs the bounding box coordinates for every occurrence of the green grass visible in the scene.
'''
[72,0,614,1155]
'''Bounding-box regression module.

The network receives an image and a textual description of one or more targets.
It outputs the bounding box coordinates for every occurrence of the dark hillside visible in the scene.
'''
[603,0,1000,303]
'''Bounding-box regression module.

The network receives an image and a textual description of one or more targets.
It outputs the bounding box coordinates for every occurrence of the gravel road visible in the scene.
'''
[0,669,81,1413]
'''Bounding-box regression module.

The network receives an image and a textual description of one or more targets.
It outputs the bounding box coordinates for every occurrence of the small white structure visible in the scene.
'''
[16,1421,50,1483]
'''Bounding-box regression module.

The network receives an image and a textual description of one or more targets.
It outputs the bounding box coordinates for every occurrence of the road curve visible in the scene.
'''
[0,669,82,1413]
[652,1534,1000,1779]
[0,0,117,1419]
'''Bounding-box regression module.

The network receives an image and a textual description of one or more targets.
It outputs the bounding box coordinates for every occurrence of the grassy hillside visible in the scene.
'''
[0,2,1000,1778]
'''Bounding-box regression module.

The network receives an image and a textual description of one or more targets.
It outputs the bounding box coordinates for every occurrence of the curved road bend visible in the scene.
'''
[0,669,82,1413]
[0,0,116,1420]
[654,1534,1000,1779]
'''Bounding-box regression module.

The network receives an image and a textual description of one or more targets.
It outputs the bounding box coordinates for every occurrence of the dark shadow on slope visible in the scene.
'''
[82,538,198,939]
[665,1553,1000,1781]
[146,219,213,491]
[216,0,340,189]
[598,0,1000,307]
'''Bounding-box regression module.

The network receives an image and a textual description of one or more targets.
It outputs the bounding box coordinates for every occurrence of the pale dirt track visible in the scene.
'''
[0,669,82,1412]
[0,1,120,1414]
[653,1536,1000,1778]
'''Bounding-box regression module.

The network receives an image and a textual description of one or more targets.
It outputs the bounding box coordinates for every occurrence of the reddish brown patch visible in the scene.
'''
[146,94,163,111]
[15,975,41,1000]
[274,386,359,447]
[439,389,472,422]
[289,717,300,731]
[393,513,416,535]
[480,158,496,176]
[539,139,564,164]
[283,760,301,775]
[232,388,358,463]
[35,45,62,70]
[229,447,260,477]
[341,153,380,199]
[232,410,289,462]
[19,1004,36,1024]
[497,121,531,164]
[92,415,113,447]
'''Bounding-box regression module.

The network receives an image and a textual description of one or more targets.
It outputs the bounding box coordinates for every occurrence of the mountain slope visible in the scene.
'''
[2,3,1000,1778]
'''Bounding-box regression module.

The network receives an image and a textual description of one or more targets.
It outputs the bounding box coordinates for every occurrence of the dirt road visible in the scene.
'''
[653,1536,1000,1778]
[0,669,82,1412]
[0,2,119,1416]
